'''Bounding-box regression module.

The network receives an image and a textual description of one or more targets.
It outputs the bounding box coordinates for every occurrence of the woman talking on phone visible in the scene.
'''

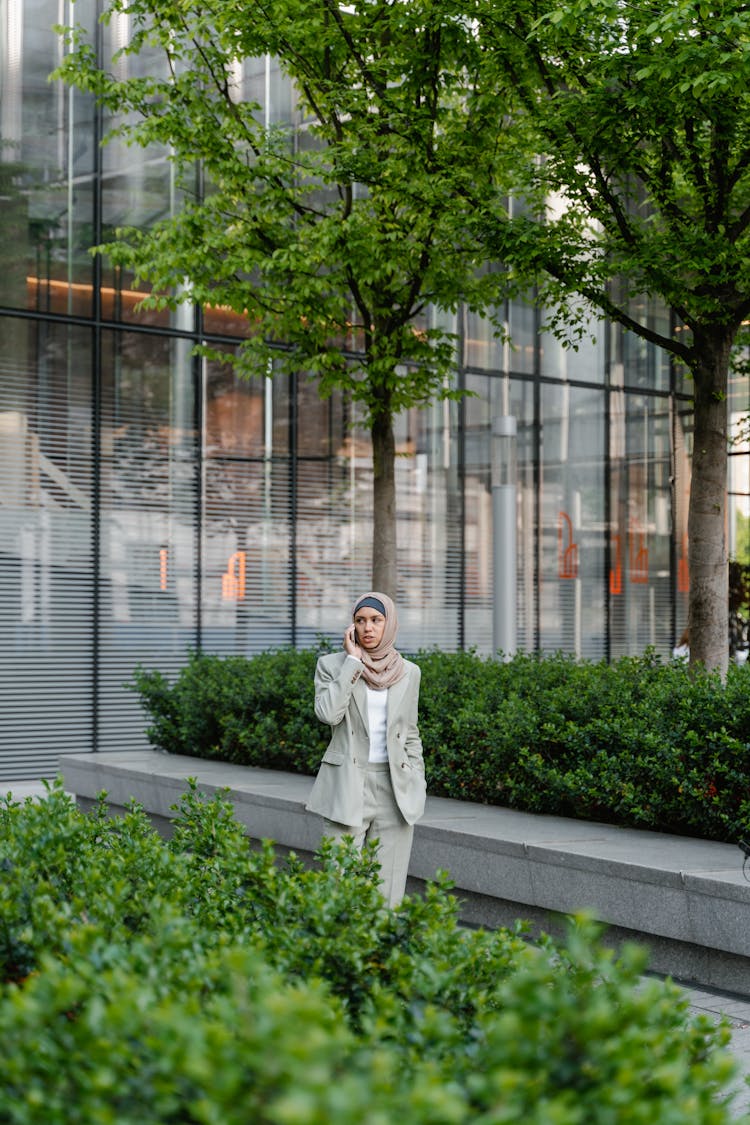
[306,592,426,906]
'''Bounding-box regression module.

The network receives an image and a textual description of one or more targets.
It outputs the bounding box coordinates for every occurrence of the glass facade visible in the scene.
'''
[1,1,748,777]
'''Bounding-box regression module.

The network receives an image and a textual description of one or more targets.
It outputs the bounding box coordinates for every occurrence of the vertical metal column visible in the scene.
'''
[91,0,104,751]
[492,415,517,659]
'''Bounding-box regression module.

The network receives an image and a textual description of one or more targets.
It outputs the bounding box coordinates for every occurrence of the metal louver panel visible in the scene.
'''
[94,330,199,752]
[0,329,95,780]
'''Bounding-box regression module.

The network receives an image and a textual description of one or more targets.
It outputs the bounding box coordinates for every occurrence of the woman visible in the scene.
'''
[306,592,426,906]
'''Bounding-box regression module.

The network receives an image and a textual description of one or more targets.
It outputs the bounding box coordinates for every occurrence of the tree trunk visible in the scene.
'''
[687,330,730,677]
[370,407,398,597]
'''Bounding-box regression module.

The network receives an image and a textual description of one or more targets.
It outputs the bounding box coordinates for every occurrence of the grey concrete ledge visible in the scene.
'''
[59,750,750,995]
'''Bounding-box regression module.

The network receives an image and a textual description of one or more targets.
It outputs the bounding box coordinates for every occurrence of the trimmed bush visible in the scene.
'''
[131,648,329,774]
[0,784,740,1123]
[131,648,750,842]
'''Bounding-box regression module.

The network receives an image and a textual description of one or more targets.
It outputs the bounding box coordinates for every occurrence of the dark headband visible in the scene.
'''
[354,596,387,617]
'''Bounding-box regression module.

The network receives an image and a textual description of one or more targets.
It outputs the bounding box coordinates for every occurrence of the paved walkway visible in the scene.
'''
[674,979,750,1119]
[4,776,750,1118]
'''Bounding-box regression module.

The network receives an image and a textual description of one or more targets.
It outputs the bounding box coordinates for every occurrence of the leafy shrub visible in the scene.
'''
[0,782,528,1032]
[462,927,737,1125]
[131,648,750,842]
[0,937,469,1125]
[0,785,740,1124]
[131,649,328,773]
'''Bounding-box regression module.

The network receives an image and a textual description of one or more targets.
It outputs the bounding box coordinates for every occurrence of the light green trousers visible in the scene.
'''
[323,761,414,907]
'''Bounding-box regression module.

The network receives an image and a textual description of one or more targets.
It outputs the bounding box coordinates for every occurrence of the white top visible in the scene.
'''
[366,686,389,763]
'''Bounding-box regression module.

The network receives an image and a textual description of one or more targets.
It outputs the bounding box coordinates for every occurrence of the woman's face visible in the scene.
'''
[354,606,386,650]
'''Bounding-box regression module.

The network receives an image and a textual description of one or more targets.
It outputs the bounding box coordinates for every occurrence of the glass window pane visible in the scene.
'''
[1,0,97,314]
[609,391,675,659]
[97,328,198,747]
[610,299,671,392]
[464,296,505,371]
[507,299,536,375]
[539,384,606,659]
[0,316,94,776]
[462,373,536,655]
[539,309,605,384]
[205,358,265,458]
[202,454,294,652]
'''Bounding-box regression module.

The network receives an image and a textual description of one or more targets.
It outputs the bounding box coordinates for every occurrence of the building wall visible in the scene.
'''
[1,2,748,778]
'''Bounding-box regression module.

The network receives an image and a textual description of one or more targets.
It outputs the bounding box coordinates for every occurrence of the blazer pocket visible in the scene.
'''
[321,747,346,765]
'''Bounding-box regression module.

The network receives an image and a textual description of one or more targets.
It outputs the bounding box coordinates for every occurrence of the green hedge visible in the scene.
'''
[0,784,740,1123]
[131,648,750,843]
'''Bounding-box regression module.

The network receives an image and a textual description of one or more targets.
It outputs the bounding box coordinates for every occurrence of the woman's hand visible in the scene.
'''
[343,624,362,660]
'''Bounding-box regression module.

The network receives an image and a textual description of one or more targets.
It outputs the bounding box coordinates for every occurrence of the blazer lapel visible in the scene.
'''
[386,673,410,730]
[352,675,369,730]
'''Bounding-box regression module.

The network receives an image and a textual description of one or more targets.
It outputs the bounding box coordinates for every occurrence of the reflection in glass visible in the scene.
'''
[1,0,97,314]
[539,384,606,659]
[609,290,671,392]
[97,328,198,747]
[539,309,605,384]
[462,373,535,654]
[609,392,673,658]
[0,317,94,772]
[464,302,505,371]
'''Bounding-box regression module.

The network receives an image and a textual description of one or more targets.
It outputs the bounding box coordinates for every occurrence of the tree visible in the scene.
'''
[465,0,750,674]
[55,0,501,597]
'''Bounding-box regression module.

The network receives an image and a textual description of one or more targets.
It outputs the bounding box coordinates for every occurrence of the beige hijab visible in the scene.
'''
[351,591,406,691]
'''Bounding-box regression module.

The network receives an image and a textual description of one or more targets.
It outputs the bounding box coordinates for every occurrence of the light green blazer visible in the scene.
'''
[306,651,426,828]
